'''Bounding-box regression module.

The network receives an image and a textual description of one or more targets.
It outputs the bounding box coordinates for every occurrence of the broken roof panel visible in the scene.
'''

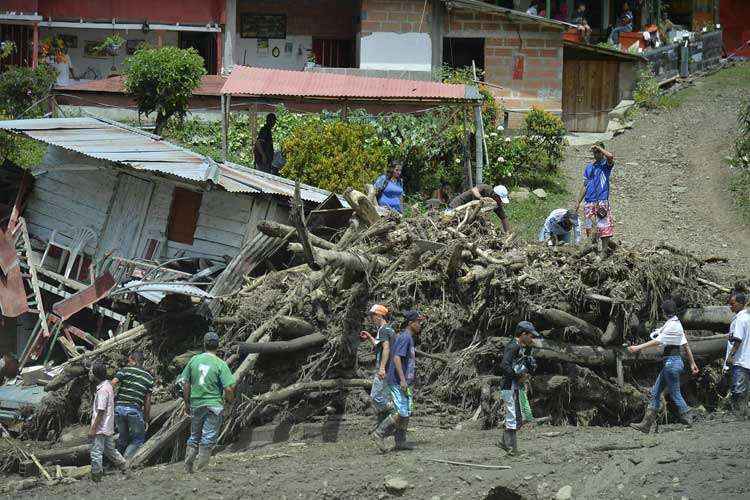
[221,66,481,101]
[0,117,337,203]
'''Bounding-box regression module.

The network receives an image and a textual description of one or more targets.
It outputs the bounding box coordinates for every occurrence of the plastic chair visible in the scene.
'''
[39,227,97,280]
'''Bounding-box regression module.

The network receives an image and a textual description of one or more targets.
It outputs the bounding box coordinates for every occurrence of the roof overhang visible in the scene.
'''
[0,13,43,24]
[39,19,221,32]
[442,0,572,30]
[563,40,648,62]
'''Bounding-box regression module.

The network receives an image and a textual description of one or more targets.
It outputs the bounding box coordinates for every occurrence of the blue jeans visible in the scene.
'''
[370,376,390,412]
[731,365,750,398]
[649,356,689,414]
[187,406,224,448]
[114,404,146,459]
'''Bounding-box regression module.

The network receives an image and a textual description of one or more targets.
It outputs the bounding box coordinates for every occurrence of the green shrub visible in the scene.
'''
[124,46,206,135]
[633,69,661,109]
[733,98,750,170]
[0,65,57,118]
[280,120,389,193]
[521,107,567,169]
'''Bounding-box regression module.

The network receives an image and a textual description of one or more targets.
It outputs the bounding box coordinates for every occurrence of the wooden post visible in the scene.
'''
[31,23,39,69]
[249,103,258,153]
[615,351,624,388]
[156,30,165,48]
[214,31,223,75]
[546,0,551,18]
[473,103,484,185]
[221,94,228,162]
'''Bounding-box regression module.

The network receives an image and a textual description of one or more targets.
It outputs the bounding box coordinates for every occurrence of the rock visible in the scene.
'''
[670,186,687,194]
[532,188,547,199]
[555,485,573,500]
[510,190,530,202]
[385,477,411,494]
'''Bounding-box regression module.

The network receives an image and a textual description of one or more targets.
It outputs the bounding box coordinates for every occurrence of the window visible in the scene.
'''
[167,187,203,245]
[312,38,355,68]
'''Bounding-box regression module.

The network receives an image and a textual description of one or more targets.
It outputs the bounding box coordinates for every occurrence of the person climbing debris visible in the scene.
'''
[371,310,425,453]
[725,292,750,417]
[449,183,511,233]
[499,321,539,456]
[538,208,581,246]
[112,350,154,459]
[629,299,700,433]
[359,304,396,425]
[180,330,236,473]
[89,361,128,482]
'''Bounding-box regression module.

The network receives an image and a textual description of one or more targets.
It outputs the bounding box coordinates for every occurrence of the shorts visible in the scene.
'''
[389,385,413,418]
[500,381,523,430]
[583,201,614,238]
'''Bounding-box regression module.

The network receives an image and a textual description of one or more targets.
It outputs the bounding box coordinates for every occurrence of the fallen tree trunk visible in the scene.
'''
[288,243,388,272]
[252,378,371,405]
[237,333,326,355]
[533,308,603,344]
[257,221,335,250]
[34,444,90,467]
[44,365,85,392]
[275,316,315,339]
[343,188,381,227]
[680,306,733,332]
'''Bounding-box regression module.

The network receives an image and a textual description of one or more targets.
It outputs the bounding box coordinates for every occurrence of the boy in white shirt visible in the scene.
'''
[726,292,750,417]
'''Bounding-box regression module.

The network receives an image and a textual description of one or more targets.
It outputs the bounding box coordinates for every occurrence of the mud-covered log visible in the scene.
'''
[237,333,326,355]
[534,308,603,343]
[288,243,388,271]
[34,444,90,467]
[257,220,335,250]
[531,365,643,411]
[343,188,381,226]
[275,316,315,339]
[680,306,733,331]
[252,378,371,405]
[44,365,85,392]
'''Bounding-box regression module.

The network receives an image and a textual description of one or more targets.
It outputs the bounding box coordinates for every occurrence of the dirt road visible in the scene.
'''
[9,414,749,499]
[561,63,750,281]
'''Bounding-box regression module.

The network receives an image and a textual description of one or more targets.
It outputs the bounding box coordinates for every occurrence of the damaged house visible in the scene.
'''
[0,116,341,403]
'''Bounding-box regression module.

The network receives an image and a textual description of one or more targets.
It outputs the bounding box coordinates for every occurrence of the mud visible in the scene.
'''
[8,414,749,499]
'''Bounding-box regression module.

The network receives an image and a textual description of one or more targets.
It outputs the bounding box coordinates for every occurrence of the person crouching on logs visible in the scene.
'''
[500,321,540,456]
[629,299,700,433]
[359,304,396,426]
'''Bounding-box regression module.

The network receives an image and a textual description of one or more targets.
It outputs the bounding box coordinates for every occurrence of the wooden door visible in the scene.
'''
[97,174,154,260]
[562,59,620,133]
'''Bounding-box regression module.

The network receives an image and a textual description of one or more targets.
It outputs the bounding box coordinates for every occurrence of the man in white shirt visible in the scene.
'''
[538,208,581,245]
[726,292,750,417]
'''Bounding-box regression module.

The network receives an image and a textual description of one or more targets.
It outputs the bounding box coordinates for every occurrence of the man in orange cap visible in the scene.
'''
[360,304,395,426]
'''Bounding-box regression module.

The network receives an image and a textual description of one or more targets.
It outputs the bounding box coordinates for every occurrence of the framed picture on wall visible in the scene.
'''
[58,34,78,49]
[83,40,107,58]
[239,13,286,39]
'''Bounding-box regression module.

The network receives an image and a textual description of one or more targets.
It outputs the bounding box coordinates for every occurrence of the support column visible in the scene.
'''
[221,94,228,162]
[156,30,165,48]
[430,0,443,76]
[224,0,237,72]
[474,103,484,185]
[31,23,39,68]
[215,31,223,75]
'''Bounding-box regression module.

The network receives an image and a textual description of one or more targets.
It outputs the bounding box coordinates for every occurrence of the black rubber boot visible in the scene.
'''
[507,429,518,455]
[630,407,657,434]
[677,410,693,426]
[394,417,413,450]
[499,429,512,452]
[371,414,397,453]
[184,445,198,474]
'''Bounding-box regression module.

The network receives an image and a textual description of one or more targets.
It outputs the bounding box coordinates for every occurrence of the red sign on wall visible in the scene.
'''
[512,53,525,80]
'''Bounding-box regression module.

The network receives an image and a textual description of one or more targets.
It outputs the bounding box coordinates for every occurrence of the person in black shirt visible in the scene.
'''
[253,113,276,173]
[500,321,539,455]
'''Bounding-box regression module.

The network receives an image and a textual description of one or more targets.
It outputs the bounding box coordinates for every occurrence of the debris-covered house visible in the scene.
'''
[0,116,340,388]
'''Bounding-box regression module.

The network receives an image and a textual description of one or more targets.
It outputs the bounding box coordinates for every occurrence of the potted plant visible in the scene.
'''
[0,41,16,59]
[39,36,71,84]
[94,34,126,76]
[305,52,317,69]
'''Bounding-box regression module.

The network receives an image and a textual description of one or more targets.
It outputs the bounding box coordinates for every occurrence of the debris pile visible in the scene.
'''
[11,192,735,469]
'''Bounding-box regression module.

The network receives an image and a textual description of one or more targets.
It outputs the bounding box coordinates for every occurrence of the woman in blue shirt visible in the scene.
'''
[373,163,404,213]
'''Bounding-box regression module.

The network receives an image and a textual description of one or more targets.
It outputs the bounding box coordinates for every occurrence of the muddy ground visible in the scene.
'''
[7,413,749,499]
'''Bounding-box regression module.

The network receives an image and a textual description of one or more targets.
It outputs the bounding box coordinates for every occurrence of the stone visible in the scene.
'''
[385,477,411,494]
[670,186,688,194]
[532,188,547,199]
[555,485,573,500]
[510,190,530,202]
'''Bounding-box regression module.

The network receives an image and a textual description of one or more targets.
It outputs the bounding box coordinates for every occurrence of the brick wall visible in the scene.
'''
[237,0,358,38]
[446,9,564,126]
[360,0,432,35]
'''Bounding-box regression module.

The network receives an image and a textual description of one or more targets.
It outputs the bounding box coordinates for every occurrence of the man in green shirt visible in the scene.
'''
[180,330,236,473]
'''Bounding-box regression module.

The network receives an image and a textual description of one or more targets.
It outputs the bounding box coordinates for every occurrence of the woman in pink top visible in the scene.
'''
[89,362,128,481]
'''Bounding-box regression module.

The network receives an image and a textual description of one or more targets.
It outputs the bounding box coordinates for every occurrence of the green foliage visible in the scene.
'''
[0,65,57,118]
[504,186,570,241]
[438,64,500,127]
[521,107,567,167]
[280,120,389,193]
[94,34,126,55]
[124,46,206,134]
[633,69,661,109]
[1,41,16,59]
[729,99,750,221]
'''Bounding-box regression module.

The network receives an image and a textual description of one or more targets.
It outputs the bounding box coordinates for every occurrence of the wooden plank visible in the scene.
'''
[193,224,245,249]
[196,213,249,236]
[200,191,252,223]
[33,279,127,322]
[97,174,154,260]
[562,59,578,132]
[31,182,114,215]
[18,219,51,338]
[25,197,106,232]
[52,272,116,321]
[166,238,240,260]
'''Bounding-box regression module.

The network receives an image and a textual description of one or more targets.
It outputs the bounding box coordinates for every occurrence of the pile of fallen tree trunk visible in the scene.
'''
[15,190,740,470]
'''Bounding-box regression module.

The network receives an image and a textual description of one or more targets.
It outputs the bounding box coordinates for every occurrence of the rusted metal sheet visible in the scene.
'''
[221,66,479,101]
[56,75,226,96]
[0,265,30,317]
[51,272,116,321]
[0,227,18,274]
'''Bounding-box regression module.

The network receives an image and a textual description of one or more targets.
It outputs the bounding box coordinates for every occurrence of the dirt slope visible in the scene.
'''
[9,415,750,499]
[561,64,750,282]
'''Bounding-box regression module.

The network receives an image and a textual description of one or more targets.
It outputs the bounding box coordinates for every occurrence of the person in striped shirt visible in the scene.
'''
[112,351,154,458]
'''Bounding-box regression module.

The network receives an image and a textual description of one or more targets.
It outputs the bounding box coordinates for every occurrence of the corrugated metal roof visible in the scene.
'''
[0,117,336,203]
[56,75,227,96]
[221,66,481,101]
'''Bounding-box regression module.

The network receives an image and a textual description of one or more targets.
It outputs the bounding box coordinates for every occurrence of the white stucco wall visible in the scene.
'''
[358,32,431,71]
[234,35,312,70]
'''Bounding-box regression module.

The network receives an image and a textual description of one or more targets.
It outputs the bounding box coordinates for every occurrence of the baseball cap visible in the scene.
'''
[204,330,220,343]
[493,184,510,204]
[369,304,389,317]
[403,310,427,322]
[515,321,540,337]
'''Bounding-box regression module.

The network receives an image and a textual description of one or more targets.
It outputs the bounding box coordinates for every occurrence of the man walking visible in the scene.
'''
[726,292,750,417]
[112,351,154,458]
[181,330,236,473]
[89,361,128,481]
[500,321,539,455]
[575,141,616,256]
[359,304,395,424]
[372,310,426,452]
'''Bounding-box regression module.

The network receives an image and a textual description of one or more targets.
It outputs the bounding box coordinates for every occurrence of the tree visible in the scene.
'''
[123,46,206,135]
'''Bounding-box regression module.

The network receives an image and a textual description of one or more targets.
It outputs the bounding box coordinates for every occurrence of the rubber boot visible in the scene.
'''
[394,417,413,451]
[677,410,693,426]
[184,445,198,474]
[371,413,397,453]
[499,429,511,453]
[507,429,518,455]
[372,403,393,429]
[194,445,212,471]
[90,471,103,482]
[630,407,657,434]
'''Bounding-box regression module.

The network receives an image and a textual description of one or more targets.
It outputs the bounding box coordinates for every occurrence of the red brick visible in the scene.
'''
[525,38,548,48]
[539,49,560,57]
[461,21,482,30]
[524,70,559,79]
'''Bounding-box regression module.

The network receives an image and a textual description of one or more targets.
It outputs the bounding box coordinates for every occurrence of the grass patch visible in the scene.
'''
[505,185,572,242]
[671,61,750,105]
[729,169,750,222]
